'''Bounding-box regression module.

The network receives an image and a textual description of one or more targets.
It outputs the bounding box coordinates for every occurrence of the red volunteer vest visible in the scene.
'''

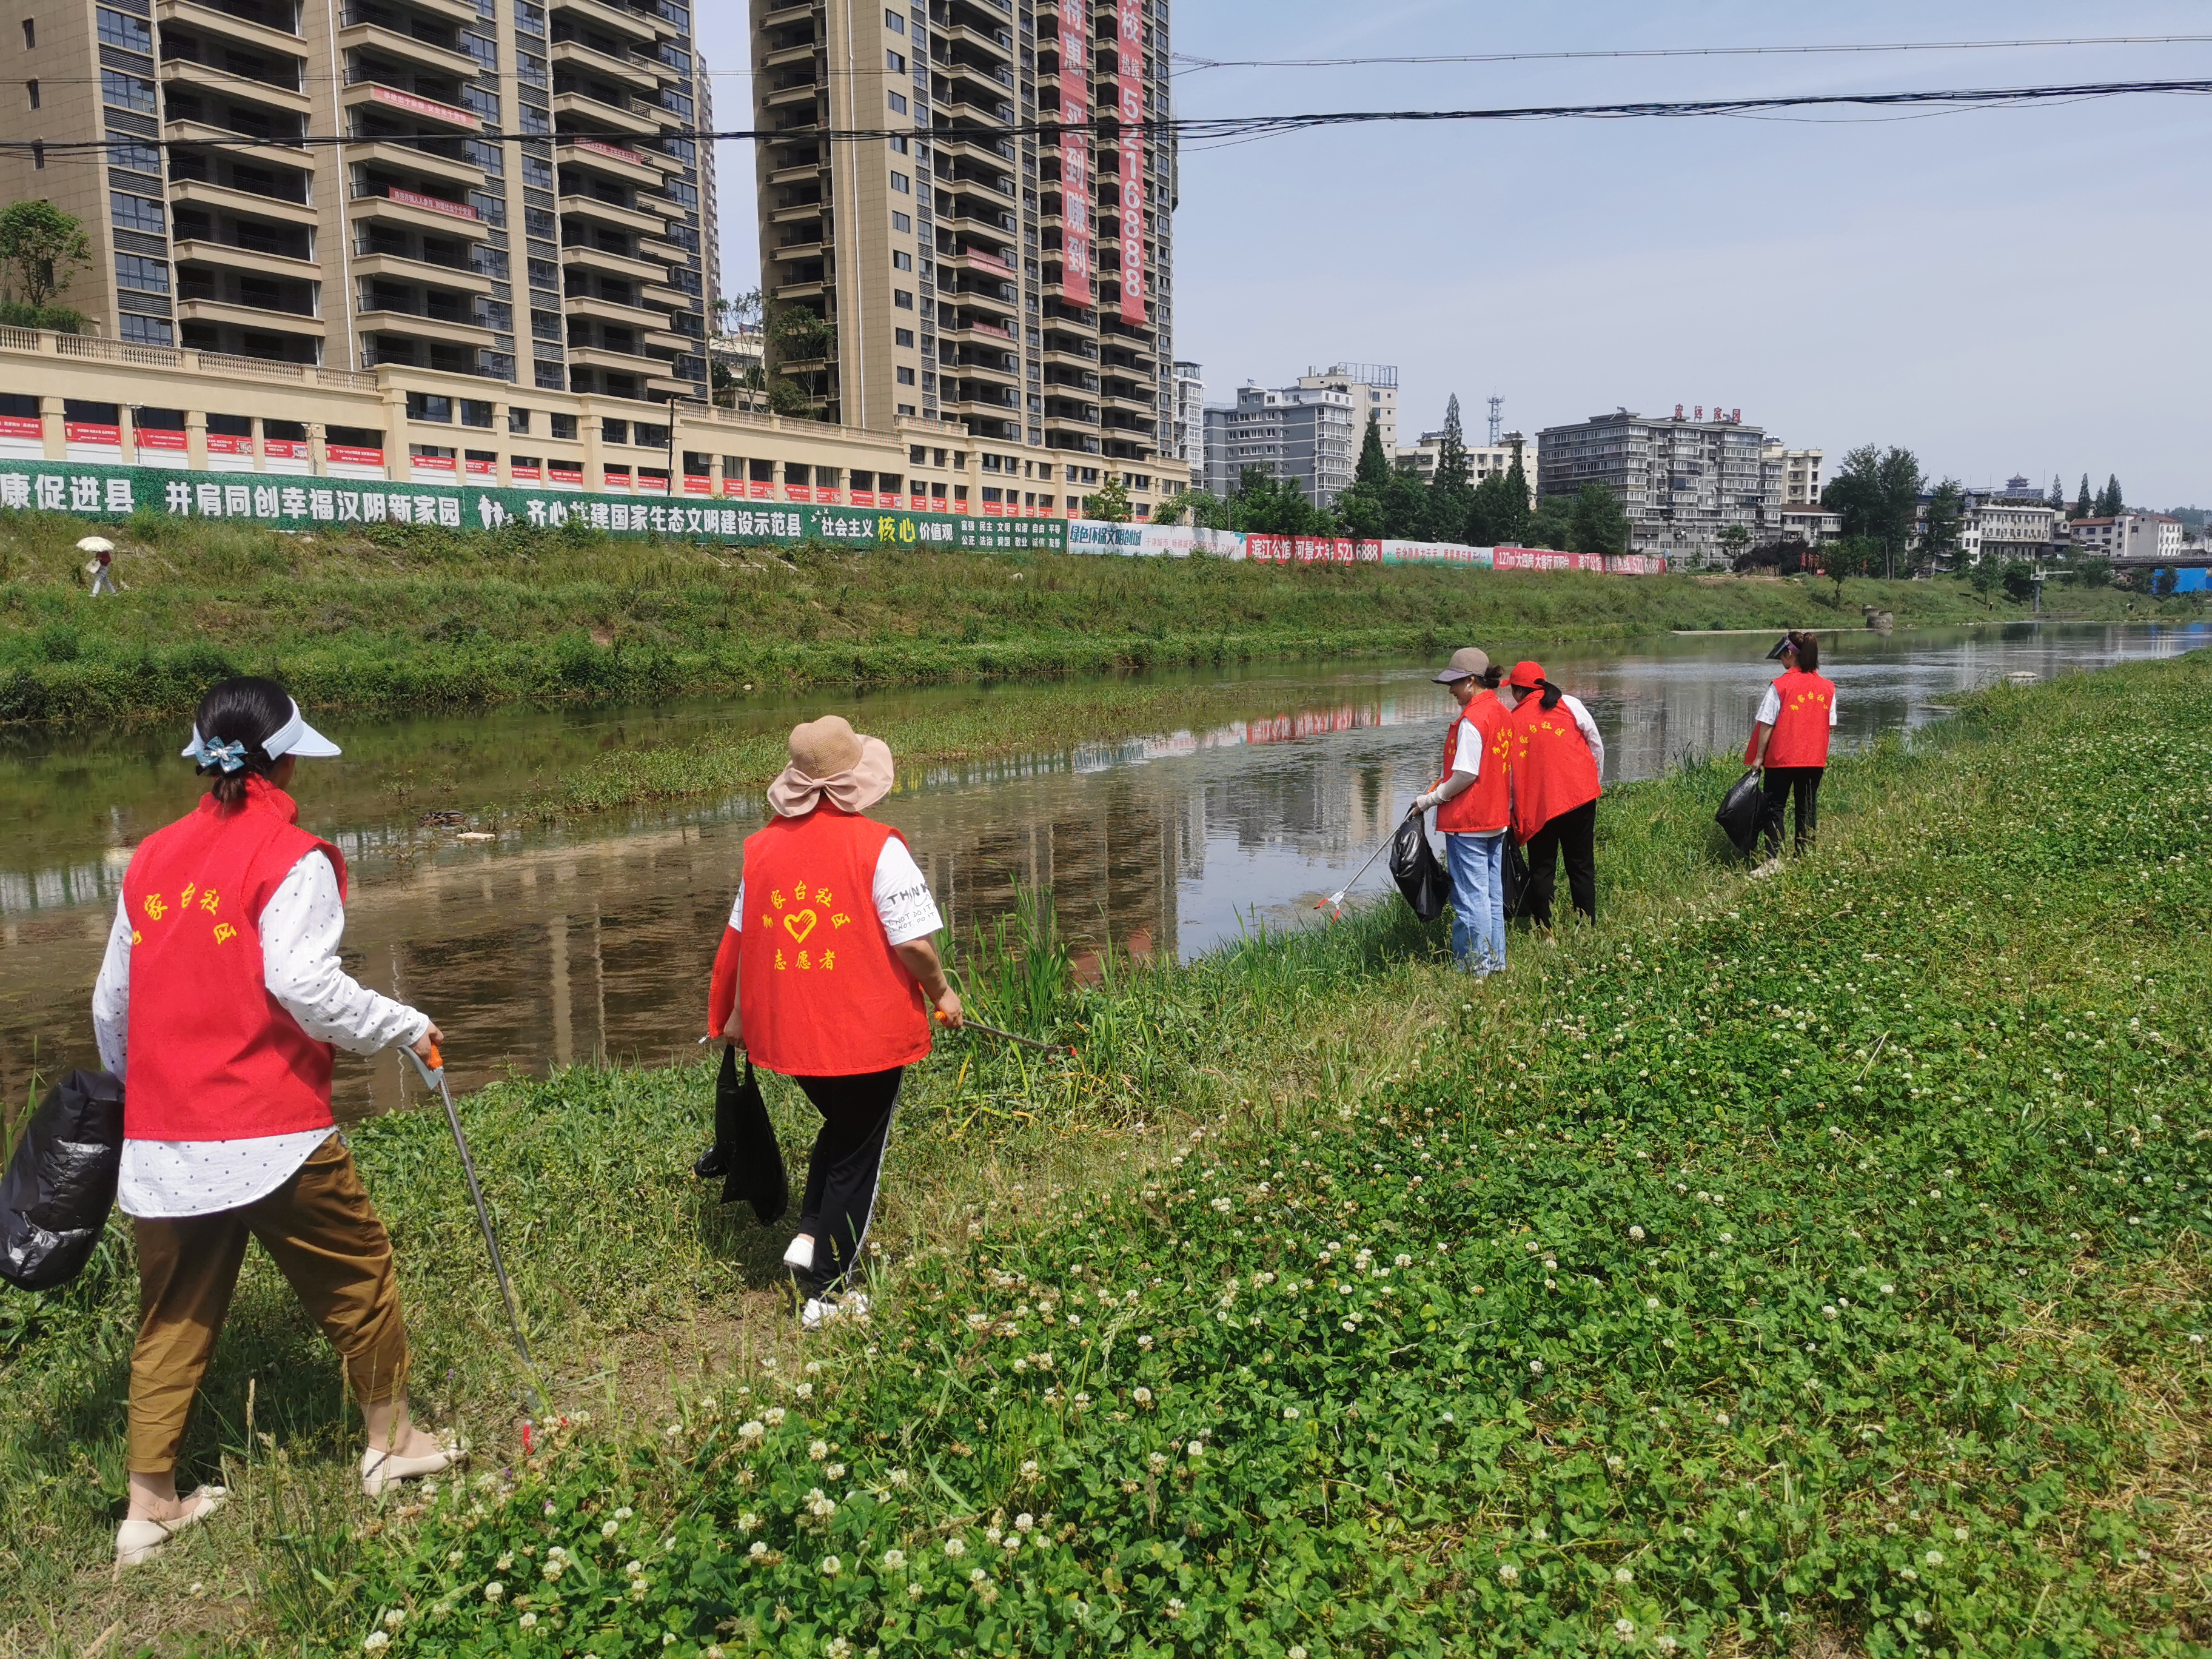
[1436,691,1510,835]
[119,779,347,1142]
[1508,694,1603,845]
[736,809,933,1078]
[1758,669,1837,769]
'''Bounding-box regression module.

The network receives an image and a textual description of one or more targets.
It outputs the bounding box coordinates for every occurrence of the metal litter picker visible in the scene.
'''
[1316,805,1419,920]
[403,1043,545,1414]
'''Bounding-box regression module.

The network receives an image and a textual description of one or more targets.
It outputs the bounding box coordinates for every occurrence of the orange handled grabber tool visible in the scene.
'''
[936,1009,1075,1057]
[403,1042,544,1413]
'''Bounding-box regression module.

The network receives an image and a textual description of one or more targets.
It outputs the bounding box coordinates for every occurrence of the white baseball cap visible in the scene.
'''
[181,698,341,767]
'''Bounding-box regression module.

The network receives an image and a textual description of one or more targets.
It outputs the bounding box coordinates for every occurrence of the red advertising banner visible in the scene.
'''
[263,440,308,462]
[388,187,478,222]
[511,463,541,482]
[0,415,41,441]
[1114,0,1146,324]
[410,452,457,474]
[206,434,252,457]
[325,444,382,468]
[369,83,480,131]
[549,464,584,488]
[64,423,121,446]
[684,474,711,496]
[1056,0,1091,307]
[1357,540,1382,562]
[464,454,494,477]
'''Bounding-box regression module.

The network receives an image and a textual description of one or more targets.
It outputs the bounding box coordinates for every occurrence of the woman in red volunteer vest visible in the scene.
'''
[89,677,458,1567]
[706,716,963,1326]
[1410,646,1512,976]
[1503,660,1606,927]
[1746,630,1838,869]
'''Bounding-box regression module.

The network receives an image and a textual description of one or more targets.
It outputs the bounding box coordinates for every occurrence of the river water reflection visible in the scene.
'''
[2,622,2200,1113]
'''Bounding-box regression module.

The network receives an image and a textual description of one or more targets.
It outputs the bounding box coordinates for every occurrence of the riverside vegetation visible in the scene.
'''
[2,658,2208,1656]
[0,509,2155,727]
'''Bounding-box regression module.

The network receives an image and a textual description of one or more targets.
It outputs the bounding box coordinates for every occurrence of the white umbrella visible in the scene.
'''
[75,535,114,554]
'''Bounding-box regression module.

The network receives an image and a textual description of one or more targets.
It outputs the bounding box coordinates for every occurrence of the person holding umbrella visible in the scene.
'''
[1410,647,1512,976]
[79,534,119,596]
[1502,660,1606,927]
[1746,629,1837,873]
[90,677,457,1567]
[705,716,962,1326]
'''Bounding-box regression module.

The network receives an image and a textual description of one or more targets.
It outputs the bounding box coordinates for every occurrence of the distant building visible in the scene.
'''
[1297,363,1399,453]
[1396,431,1540,506]
[1970,494,2061,562]
[1173,362,1206,473]
[1537,408,1775,568]
[1761,440,1825,506]
[1204,383,1358,508]
[2070,513,2185,560]
[1774,505,1843,545]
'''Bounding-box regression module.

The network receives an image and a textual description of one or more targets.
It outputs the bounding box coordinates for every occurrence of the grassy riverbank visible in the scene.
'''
[0,508,2156,726]
[4,657,2208,1656]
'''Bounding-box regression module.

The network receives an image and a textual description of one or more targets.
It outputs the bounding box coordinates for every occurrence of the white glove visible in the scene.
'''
[1412,791,1441,814]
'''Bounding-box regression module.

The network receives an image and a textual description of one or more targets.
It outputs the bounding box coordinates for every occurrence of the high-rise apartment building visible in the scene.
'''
[1171,358,1201,468]
[1298,361,1396,452]
[0,0,716,402]
[1202,382,1354,507]
[1538,408,1775,568]
[749,0,1184,507]
[1759,439,1823,506]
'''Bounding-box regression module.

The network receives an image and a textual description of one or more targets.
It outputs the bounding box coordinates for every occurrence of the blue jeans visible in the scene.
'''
[1445,831,1507,974]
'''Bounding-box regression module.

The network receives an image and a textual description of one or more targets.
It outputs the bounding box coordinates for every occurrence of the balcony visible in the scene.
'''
[170,176,317,225]
[550,36,662,92]
[163,118,310,174]
[940,19,1014,63]
[560,241,662,282]
[176,295,325,336]
[341,77,481,132]
[350,249,492,293]
[555,135,659,189]
[568,341,666,377]
[560,292,654,327]
[558,192,664,236]
[338,15,481,80]
[551,87,659,136]
[158,55,313,115]
[763,39,815,70]
[153,0,302,60]
[349,186,491,238]
[548,0,666,43]
[346,135,485,189]
[358,302,497,348]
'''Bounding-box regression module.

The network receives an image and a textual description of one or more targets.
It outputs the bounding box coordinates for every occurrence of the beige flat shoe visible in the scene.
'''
[360,1433,467,1498]
[115,1486,227,1567]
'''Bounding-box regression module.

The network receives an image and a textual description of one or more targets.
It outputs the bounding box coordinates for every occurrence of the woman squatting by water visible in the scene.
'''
[91,677,458,1569]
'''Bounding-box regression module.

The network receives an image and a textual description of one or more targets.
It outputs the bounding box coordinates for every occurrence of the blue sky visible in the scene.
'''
[698,2,2211,506]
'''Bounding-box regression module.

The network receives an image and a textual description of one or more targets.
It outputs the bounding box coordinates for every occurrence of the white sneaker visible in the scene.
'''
[782,1235,815,1272]
[799,1292,870,1331]
[1749,858,1783,880]
[115,1486,227,1567]
[361,1433,467,1498]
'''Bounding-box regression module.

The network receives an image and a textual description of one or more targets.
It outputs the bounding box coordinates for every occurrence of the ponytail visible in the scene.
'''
[187,676,293,807]
[1789,631,1820,672]
[1538,679,1566,711]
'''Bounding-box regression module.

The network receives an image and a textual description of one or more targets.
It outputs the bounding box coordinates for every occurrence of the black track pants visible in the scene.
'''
[791,1067,903,1296]
[1522,800,1598,927]
[1757,766,1823,856]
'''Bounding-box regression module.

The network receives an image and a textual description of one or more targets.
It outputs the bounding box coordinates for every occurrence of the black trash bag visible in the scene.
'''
[1389,813,1452,923]
[707,1045,788,1225]
[1715,768,1765,857]
[1502,837,1533,922]
[1,1070,123,1293]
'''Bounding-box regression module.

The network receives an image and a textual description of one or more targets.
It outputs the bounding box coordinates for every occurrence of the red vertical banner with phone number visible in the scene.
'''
[1116,0,1147,324]
[1057,0,1091,307]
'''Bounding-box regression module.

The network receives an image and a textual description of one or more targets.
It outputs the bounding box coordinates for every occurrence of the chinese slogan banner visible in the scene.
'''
[1057,0,1091,307]
[1115,0,1146,324]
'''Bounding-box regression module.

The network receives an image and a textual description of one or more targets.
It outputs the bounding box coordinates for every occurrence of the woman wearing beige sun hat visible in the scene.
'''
[704,716,962,1322]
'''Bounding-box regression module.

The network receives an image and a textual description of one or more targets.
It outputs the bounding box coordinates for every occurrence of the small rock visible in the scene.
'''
[456,831,496,843]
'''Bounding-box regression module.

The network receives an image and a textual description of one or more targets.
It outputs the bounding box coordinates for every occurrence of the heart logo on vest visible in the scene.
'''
[783,909,819,945]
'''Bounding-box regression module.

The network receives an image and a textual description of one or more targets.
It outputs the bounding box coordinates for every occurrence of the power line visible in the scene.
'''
[1171,35,2212,75]
[8,77,2210,161]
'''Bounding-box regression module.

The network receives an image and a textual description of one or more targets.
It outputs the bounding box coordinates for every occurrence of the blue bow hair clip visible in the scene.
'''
[189,734,249,773]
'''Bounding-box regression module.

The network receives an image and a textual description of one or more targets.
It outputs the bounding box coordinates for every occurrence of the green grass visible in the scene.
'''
[2,657,2208,1656]
[0,507,2162,727]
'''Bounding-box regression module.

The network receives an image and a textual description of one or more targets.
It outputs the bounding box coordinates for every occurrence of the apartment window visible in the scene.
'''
[889,170,909,194]
[601,418,628,444]
[886,49,905,72]
[406,392,453,423]
[892,250,912,272]
[894,327,914,347]
[509,407,530,434]
[893,289,913,309]
[119,315,172,346]
[897,366,915,385]
[20,19,31,46]
[549,412,576,440]
[22,76,33,108]
[887,90,907,114]
[95,7,150,50]
[109,191,163,233]
[115,253,167,293]
[889,134,908,154]
[460,399,494,429]
[99,69,153,111]
[884,7,903,31]
[891,210,911,233]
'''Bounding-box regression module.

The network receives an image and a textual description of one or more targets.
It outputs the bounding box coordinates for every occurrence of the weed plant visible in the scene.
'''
[0,508,2149,728]
[0,660,2206,1655]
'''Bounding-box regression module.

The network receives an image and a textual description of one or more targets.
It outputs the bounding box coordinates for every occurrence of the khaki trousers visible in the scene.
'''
[129,1133,411,1475]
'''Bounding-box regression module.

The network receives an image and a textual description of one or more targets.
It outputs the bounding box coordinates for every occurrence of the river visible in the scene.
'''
[2,622,2200,1116]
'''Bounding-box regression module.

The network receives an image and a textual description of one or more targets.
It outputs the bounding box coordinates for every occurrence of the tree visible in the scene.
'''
[1823,444,1923,578]
[1425,394,1475,542]
[1466,464,1530,546]
[1717,525,1752,561]
[1568,483,1632,555]
[1821,536,1881,608]
[1330,414,1395,540]
[2096,474,2125,518]
[1084,475,1133,523]
[2048,475,2065,511]
[1920,479,1967,572]
[2068,556,2114,589]
[1525,494,1577,551]
[1351,411,1392,492]
[2001,561,2038,604]
[2074,475,2093,520]
[0,200,90,311]
[1150,486,1216,528]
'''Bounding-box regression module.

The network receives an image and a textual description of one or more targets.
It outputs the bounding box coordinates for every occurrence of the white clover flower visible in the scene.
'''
[820,1556,842,1578]
[1715,1412,1731,1427]
[1529,1360,1544,1376]
[825,1463,846,1480]
[1137,1335,1154,1351]
[1015,1513,1035,1532]
[1020,1460,1040,1481]
[384,1609,406,1629]
[363,1634,390,1653]
[496,1553,513,1571]
[794,1383,814,1400]
[738,1512,759,1532]
[1147,1453,1168,1473]
[1165,1598,1185,1618]
[945,1537,968,1558]
[603,1519,620,1539]
[1498,1563,1520,1584]
[883,1549,906,1570]
[519,1612,538,1630]
[1629,1226,1645,1241]
[629,1580,648,1600]
[540,1559,565,1581]
[1952,1526,1969,1541]
[763,1407,786,1427]
[1290,1647,1309,1659]
[1646,1296,1660,1310]
[749,1541,768,1560]
[1823,1305,1838,1320]
[969,1568,987,1585]
[907,1583,924,1601]
[1395,1253,1413,1269]
[1002,1535,1021,1553]
[739,1420,766,1444]
[1134,1387,1153,1405]
[809,1439,829,1461]
[626,1560,645,1577]
[1284,1406,1300,1420]
[614,1506,632,1521]
[446,1549,463,1566]
[1614,1566,1633,1584]
[1616,1618,1636,1638]
[1655,1638,1679,1654]
[890,1468,911,1487]
[1925,1549,1944,1567]
[1187,1441,1204,1459]
[484,1582,505,1603]
[1881,1284,1895,1296]
[1718,1232,1734,1243]
[824,1640,850,1659]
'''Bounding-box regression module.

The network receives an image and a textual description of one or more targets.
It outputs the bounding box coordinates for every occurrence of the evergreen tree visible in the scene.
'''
[1568,483,1633,555]
[2097,474,2124,517]
[2074,475,2093,520]
[2048,475,2064,511]
[1426,395,1475,542]
[1467,466,1530,546]
[1352,411,1392,491]
[1330,414,1395,539]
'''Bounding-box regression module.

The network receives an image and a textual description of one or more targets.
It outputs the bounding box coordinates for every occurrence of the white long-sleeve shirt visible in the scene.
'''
[1755,680,1840,729]
[1553,693,1607,781]
[92,849,429,1218]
